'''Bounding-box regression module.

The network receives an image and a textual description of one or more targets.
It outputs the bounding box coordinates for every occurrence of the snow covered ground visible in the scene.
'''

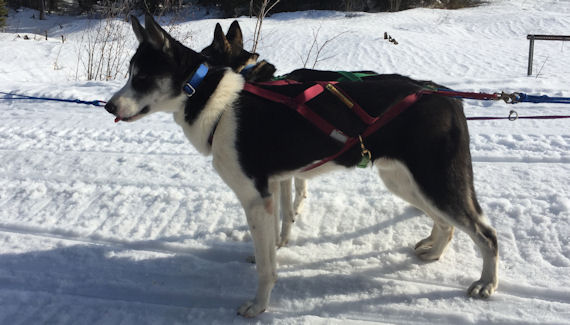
[1,0,569,323]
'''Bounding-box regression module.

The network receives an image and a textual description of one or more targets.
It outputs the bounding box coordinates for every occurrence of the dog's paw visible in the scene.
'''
[467,280,496,298]
[414,238,442,261]
[237,300,266,318]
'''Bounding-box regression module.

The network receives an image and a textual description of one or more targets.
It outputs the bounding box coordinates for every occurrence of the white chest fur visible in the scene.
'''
[173,70,245,155]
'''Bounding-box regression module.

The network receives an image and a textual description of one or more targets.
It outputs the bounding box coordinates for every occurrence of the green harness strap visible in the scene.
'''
[272,71,378,82]
[336,71,378,82]
[336,71,362,81]
[271,74,288,81]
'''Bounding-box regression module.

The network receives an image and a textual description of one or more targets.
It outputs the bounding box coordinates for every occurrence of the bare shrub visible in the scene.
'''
[445,0,483,9]
[74,16,131,81]
[251,0,280,53]
[298,27,348,69]
[406,0,483,9]
[156,4,193,45]
[74,1,193,81]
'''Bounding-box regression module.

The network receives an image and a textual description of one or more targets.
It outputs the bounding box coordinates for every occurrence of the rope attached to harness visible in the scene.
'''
[428,88,570,105]
[423,88,570,120]
[515,93,570,104]
[0,91,106,107]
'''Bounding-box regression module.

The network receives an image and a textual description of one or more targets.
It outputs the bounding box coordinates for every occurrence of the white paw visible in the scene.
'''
[279,223,293,248]
[414,238,441,261]
[293,200,305,216]
[468,280,497,298]
[237,300,267,318]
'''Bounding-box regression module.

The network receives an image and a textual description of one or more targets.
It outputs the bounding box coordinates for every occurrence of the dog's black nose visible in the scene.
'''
[105,101,117,114]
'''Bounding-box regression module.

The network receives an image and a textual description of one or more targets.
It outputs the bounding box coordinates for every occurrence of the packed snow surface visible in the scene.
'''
[1,0,569,324]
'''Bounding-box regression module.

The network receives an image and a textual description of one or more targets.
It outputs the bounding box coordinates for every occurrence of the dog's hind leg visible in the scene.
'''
[376,158,454,261]
[375,158,498,297]
[414,216,454,261]
[431,200,499,298]
[293,177,308,215]
[418,202,498,298]
[279,179,294,247]
[463,216,498,298]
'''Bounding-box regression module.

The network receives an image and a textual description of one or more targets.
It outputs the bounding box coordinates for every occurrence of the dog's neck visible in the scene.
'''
[183,64,209,97]
[174,69,245,155]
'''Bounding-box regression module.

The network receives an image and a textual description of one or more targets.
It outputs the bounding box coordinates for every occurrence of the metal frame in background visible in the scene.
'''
[527,34,570,76]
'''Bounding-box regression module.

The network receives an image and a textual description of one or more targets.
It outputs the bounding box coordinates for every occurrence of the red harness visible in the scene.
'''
[243,80,426,171]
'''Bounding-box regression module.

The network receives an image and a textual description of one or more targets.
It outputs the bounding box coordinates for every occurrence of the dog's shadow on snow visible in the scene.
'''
[293,205,422,246]
[0,240,262,323]
[0,206,465,323]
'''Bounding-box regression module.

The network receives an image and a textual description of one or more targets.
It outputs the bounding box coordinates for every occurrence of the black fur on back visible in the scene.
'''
[235,77,476,216]
[282,68,447,90]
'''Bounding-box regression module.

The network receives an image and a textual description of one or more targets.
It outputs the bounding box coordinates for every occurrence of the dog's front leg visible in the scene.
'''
[210,123,277,317]
[238,196,277,317]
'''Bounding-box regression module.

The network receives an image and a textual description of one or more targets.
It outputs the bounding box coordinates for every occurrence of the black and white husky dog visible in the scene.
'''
[105,15,499,317]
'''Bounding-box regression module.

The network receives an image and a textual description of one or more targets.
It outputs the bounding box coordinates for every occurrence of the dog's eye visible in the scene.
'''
[132,75,151,90]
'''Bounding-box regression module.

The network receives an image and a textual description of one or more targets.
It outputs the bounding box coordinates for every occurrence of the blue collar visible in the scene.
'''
[183,64,209,97]
[240,64,256,77]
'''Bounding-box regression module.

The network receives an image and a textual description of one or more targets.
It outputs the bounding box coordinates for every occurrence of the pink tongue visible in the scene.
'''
[114,117,121,123]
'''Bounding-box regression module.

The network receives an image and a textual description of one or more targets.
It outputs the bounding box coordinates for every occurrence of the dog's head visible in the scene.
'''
[201,21,276,82]
[200,21,258,72]
[105,15,205,122]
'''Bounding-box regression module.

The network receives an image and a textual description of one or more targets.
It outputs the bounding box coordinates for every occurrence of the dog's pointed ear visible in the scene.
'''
[213,23,231,54]
[130,15,146,43]
[144,13,171,51]
[226,20,243,49]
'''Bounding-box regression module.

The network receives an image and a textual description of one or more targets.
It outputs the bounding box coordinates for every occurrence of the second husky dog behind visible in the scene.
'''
[200,22,304,247]
[200,21,455,247]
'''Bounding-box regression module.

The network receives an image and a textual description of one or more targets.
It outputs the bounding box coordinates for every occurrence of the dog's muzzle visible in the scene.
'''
[105,101,118,115]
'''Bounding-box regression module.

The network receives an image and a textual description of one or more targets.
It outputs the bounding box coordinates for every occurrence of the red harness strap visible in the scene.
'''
[242,81,425,172]
[425,89,499,101]
[301,91,425,171]
[243,82,350,142]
